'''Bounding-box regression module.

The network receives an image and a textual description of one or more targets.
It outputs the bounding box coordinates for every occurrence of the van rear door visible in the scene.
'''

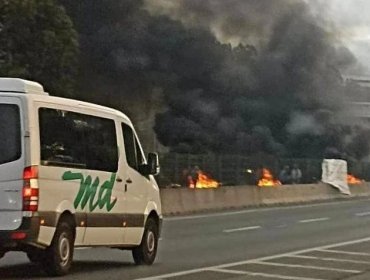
[0,98,24,231]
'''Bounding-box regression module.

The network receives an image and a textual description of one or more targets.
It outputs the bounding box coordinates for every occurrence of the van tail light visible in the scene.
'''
[22,166,39,212]
[11,232,27,240]
[23,166,38,180]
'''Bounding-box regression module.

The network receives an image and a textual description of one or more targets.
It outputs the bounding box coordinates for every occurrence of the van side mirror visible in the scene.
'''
[140,153,160,176]
[147,153,160,175]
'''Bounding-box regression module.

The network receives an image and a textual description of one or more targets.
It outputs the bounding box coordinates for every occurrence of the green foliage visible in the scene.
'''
[0,0,78,96]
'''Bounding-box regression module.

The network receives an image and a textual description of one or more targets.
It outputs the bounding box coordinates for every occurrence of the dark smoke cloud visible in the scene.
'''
[145,0,297,47]
[148,0,363,158]
[60,0,369,159]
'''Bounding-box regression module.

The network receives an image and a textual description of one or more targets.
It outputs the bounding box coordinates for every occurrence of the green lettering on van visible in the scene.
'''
[62,171,117,212]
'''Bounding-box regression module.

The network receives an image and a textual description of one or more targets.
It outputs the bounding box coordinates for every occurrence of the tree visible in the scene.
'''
[0,0,78,96]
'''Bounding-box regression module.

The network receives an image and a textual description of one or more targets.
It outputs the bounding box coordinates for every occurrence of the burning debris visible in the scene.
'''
[188,168,220,189]
[347,174,363,185]
[257,168,281,187]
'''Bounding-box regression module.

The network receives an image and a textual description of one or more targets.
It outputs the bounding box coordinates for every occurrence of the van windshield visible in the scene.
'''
[0,104,21,164]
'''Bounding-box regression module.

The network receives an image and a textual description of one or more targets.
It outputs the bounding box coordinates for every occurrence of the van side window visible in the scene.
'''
[122,123,145,172]
[0,104,21,164]
[135,138,145,167]
[39,108,118,172]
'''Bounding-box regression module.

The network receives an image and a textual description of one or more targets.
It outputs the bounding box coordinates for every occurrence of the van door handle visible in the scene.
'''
[125,178,132,192]
[116,177,123,183]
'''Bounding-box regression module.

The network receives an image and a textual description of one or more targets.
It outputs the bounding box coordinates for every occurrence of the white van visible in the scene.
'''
[0,78,162,276]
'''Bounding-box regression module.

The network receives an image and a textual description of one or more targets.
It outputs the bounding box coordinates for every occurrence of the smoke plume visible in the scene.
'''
[60,0,369,159]
[146,0,364,158]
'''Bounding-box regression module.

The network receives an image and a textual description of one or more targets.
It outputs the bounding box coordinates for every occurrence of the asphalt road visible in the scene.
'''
[2,198,370,279]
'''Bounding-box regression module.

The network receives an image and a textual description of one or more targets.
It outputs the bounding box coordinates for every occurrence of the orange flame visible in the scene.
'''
[258,168,281,187]
[188,170,219,189]
[347,174,363,184]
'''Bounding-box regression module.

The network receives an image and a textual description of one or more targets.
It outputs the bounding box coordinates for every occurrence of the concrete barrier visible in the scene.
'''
[161,183,370,216]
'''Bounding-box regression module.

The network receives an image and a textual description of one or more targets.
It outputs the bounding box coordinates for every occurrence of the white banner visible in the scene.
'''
[321,159,350,195]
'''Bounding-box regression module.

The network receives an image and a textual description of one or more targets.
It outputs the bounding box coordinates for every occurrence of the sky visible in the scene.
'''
[309,0,370,75]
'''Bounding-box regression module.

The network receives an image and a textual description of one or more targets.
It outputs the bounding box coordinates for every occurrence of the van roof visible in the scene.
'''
[0,78,131,124]
[36,95,131,123]
[0,78,47,95]
[32,93,132,124]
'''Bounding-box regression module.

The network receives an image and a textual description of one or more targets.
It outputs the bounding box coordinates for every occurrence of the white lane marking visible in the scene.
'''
[207,268,248,275]
[277,224,288,228]
[165,198,370,221]
[253,261,361,273]
[209,268,324,280]
[134,236,370,280]
[355,211,370,217]
[317,249,370,256]
[291,255,370,264]
[223,226,261,233]
[298,217,329,223]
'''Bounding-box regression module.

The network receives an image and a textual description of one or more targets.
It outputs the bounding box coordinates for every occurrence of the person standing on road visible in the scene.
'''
[291,164,302,184]
[279,165,291,184]
[189,165,200,188]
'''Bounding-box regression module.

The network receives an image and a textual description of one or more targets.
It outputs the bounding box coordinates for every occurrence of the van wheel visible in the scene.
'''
[132,217,158,265]
[41,221,75,276]
[27,249,44,264]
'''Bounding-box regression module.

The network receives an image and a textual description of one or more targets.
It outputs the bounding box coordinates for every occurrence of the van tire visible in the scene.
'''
[132,217,158,265]
[41,221,75,276]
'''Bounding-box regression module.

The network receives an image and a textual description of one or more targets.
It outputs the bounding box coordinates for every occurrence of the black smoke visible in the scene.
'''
[60,0,368,159]
[150,0,362,158]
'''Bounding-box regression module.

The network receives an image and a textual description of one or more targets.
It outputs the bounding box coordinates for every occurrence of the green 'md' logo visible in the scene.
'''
[62,171,117,212]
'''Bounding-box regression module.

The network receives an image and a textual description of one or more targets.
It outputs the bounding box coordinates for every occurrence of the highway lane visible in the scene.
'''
[2,198,370,279]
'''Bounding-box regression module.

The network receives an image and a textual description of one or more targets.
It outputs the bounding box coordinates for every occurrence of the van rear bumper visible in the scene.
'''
[0,216,40,250]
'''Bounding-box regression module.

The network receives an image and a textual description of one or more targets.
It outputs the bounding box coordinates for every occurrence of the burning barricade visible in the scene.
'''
[257,168,281,187]
[187,166,220,189]
[347,174,363,184]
